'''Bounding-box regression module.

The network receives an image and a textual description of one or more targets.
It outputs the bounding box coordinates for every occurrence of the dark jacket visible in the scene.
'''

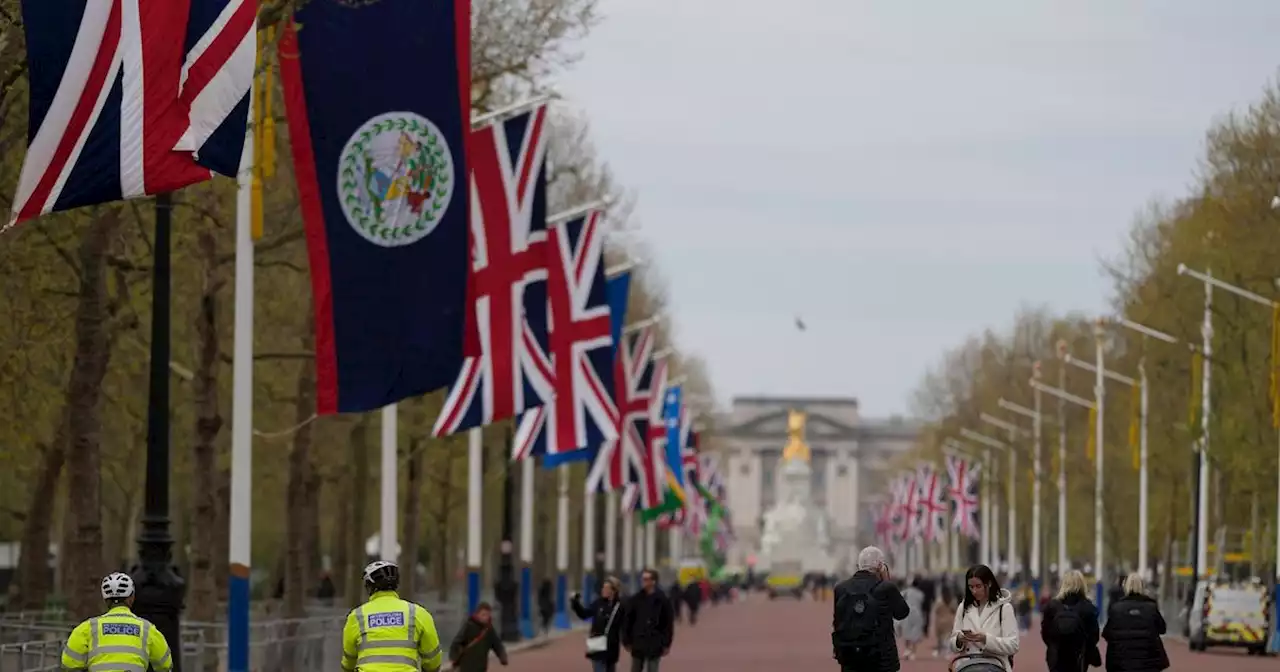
[832,570,910,672]
[1102,594,1169,672]
[1042,593,1101,672]
[620,588,674,658]
[448,617,508,672]
[571,594,623,663]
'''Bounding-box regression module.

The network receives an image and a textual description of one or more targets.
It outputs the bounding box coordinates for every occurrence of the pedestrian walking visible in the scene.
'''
[900,580,926,660]
[684,580,702,626]
[832,546,910,671]
[1041,569,1101,672]
[947,564,1019,672]
[449,602,509,672]
[931,587,957,658]
[538,579,555,635]
[620,568,674,672]
[1102,573,1169,672]
[571,576,624,672]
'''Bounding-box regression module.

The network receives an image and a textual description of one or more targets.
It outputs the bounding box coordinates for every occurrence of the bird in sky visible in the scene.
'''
[795,316,806,331]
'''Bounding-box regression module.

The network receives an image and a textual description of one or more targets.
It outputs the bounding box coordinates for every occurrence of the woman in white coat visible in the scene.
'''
[948,564,1019,672]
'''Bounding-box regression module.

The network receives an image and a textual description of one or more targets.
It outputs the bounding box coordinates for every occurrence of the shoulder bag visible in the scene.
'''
[586,603,620,654]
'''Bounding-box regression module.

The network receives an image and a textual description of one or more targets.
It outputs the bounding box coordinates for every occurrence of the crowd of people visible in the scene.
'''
[831,547,1171,672]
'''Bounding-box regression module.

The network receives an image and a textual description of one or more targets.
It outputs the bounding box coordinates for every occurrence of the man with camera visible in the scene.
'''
[832,547,911,672]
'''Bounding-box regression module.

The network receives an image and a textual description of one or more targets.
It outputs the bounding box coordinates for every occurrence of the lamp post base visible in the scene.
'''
[131,522,185,672]
[495,551,520,643]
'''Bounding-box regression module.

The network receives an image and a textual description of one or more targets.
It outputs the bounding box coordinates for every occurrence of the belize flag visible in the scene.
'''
[279,0,470,414]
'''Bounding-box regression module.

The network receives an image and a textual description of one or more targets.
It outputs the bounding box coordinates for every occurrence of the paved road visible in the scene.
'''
[505,594,1276,671]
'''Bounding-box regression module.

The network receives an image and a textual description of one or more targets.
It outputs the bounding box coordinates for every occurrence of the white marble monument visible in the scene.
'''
[757,410,837,574]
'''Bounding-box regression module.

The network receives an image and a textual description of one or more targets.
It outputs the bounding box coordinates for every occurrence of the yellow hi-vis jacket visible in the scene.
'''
[342,590,443,672]
[61,605,173,672]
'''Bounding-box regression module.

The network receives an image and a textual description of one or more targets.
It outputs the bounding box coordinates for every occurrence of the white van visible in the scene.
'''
[1187,580,1271,655]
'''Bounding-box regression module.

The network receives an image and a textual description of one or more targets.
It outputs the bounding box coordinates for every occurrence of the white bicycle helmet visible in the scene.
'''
[101,572,135,600]
[363,561,399,591]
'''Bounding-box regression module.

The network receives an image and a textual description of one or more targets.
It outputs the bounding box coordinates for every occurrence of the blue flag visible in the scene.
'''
[279,0,469,414]
[663,384,685,491]
[542,270,631,469]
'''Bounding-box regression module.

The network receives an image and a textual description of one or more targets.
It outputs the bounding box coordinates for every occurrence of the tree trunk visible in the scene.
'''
[187,229,224,627]
[283,329,316,667]
[306,464,323,582]
[64,212,122,622]
[400,438,423,599]
[285,350,316,619]
[331,469,350,600]
[213,470,230,598]
[345,418,371,608]
[434,458,456,602]
[6,425,68,611]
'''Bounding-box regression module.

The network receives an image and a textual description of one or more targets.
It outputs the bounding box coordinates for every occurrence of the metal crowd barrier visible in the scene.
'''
[0,595,476,672]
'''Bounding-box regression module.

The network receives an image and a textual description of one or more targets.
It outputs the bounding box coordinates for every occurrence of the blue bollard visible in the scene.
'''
[466,569,481,615]
[519,566,535,639]
[554,574,571,629]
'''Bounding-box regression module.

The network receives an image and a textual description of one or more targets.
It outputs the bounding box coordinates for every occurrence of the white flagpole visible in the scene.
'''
[554,467,570,629]
[606,492,619,578]
[226,89,256,672]
[466,428,483,613]
[519,458,535,638]
[380,405,397,563]
[645,522,657,568]
[621,505,634,590]
[582,490,596,598]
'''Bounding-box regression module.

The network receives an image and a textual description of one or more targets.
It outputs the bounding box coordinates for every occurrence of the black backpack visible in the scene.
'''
[1053,601,1084,642]
[833,581,881,665]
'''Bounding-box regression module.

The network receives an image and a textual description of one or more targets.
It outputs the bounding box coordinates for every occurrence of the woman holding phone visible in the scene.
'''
[948,565,1019,672]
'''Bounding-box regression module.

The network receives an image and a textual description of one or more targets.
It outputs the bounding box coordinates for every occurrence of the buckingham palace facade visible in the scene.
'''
[719,396,920,569]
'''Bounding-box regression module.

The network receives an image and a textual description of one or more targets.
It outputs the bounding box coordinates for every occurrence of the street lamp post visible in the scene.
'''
[1101,316,1179,580]
[1062,354,1140,577]
[1177,265,1280,633]
[960,429,1008,571]
[1177,264,1215,583]
[980,413,1028,578]
[1030,378,1096,581]
[131,193,184,671]
[999,395,1045,596]
[1092,319,1107,605]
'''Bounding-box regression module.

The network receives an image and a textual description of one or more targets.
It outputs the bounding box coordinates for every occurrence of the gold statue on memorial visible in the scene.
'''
[782,409,811,463]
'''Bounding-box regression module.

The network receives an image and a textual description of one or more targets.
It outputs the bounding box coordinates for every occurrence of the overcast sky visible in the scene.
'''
[554,0,1280,418]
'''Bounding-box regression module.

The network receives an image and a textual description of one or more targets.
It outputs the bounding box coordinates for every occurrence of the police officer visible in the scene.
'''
[342,560,444,672]
[61,572,174,672]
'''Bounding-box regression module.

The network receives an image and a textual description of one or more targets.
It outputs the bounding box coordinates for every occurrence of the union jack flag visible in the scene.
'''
[512,211,617,459]
[434,106,551,437]
[892,473,919,542]
[874,500,894,546]
[586,325,657,494]
[699,453,725,500]
[916,463,948,543]
[176,0,257,176]
[634,357,670,511]
[11,0,254,227]
[946,454,981,539]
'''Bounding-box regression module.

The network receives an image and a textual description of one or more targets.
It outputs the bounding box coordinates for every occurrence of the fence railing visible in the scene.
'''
[0,593,480,672]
